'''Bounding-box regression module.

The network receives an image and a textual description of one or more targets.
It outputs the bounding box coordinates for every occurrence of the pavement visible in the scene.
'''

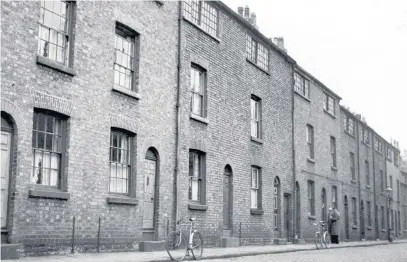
[8,239,407,262]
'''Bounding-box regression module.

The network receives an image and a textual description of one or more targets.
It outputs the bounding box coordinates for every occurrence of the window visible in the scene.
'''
[330,136,337,168]
[381,206,385,229]
[390,175,393,192]
[251,96,261,139]
[397,180,400,201]
[189,150,205,203]
[394,153,399,166]
[31,111,66,187]
[380,170,384,192]
[306,124,314,159]
[251,167,261,209]
[367,201,371,226]
[350,152,355,180]
[246,35,269,71]
[37,0,74,66]
[375,138,383,153]
[387,148,393,162]
[294,72,310,98]
[344,115,354,135]
[114,23,139,91]
[352,197,357,225]
[183,1,219,37]
[362,128,369,144]
[332,186,338,209]
[323,93,335,115]
[109,130,132,194]
[308,180,315,215]
[190,65,206,117]
[365,160,370,186]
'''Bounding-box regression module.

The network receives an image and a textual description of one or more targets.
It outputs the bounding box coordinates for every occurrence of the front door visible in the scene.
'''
[360,201,365,239]
[223,167,232,230]
[344,197,349,239]
[1,131,11,229]
[142,159,156,229]
[284,194,291,240]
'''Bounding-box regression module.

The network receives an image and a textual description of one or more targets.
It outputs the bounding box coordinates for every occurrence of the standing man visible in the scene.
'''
[330,207,341,244]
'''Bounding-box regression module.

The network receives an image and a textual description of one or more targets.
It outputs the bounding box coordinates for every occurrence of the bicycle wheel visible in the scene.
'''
[191,231,204,260]
[314,232,320,249]
[323,231,331,249]
[166,231,187,261]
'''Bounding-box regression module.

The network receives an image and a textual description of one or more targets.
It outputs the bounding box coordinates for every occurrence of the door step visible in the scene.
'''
[138,240,166,252]
[221,237,239,247]
[1,244,19,260]
[273,238,288,245]
[222,229,232,237]
[293,238,306,244]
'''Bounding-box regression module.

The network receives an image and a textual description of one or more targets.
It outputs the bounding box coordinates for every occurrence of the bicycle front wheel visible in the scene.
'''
[166,231,187,261]
[323,231,331,249]
[314,232,320,249]
[191,231,204,260]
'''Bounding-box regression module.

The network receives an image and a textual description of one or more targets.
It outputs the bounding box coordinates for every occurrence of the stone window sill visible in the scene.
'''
[344,130,356,138]
[183,17,221,43]
[323,109,336,119]
[106,196,139,205]
[246,58,270,75]
[331,166,338,171]
[362,141,371,147]
[352,224,358,229]
[350,179,357,185]
[112,85,141,100]
[29,188,70,200]
[188,203,208,211]
[307,158,315,164]
[381,229,387,232]
[251,136,263,144]
[36,55,76,76]
[190,113,209,125]
[367,225,372,230]
[308,214,316,220]
[250,208,264,215]
[294,91,311,102]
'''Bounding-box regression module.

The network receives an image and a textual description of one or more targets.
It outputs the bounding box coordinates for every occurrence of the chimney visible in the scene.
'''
[237,6,243,16]
[273,37,287,52]
[244,6,250,18]
[355,114,362,120]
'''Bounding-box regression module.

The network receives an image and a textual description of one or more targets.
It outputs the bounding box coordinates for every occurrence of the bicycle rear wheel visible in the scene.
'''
[314,232,320,249]
[191,231,204,260]
[166,231,187,261]
[323,231,331,249]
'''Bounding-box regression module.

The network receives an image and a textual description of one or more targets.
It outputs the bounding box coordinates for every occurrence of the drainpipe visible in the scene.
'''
[356,122,362,240]
[291,63,297,241]
[172,0,182,231]
[372,134,377,239]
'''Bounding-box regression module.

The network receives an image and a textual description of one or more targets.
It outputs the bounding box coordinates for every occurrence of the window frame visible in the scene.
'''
[307,180,315,216]
[294,72,310,99]
[332,186,338,209]
[190,64,207,118]
[188,150,206,204]
[306,124,314,159]
[350,152,355,180]
[344,115,354,136]
[246,34,269,72]
[37,0,75,67]
[367,201,372,226]
[250,95,262,139]
[381,205,385,229]
[380,170,384,192]
[183,0,219,38]
[330,136,337,168]
[323,93,335,116]
[273,177,280,229]
[251,166,262,210]
[31,109,68,190]
[365,160,370,186]
[361,128,370,145]
[113,22,140,92]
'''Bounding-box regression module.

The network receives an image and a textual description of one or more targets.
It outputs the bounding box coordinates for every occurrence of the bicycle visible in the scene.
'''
[165,216,203,261]
[313,220,331,249]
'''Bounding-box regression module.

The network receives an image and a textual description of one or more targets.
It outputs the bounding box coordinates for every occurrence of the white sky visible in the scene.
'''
[223,0,407,154]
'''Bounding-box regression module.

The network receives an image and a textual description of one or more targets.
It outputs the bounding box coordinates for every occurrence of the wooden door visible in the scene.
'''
[345,197,349,239]
[142,159,156,229]
[284,194,291,240]
[223,168,232,230]
[1,131,11,228]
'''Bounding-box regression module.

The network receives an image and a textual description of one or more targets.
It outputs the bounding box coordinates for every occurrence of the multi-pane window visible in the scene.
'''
[352,197,357,225]
[114,24,138,91]
[350,152,355,180]
[387,148,393,162]
[246,35,269,71]
[381,206,385,229]
[190,66,206,117]
[332,186,338,209]
[374,137,384,153]
[38,0,73,65]
[306,124,314,159]
[367,201,372,226]
[365,160,370,186]
[344,115,354,135]
[189,150,205,203]
[251,167,261,209]
[362,128,369,144]
[394,153,399,166]
[308,180,315,215]
[330,136,337,168]
[109,130,131,194]
[294,72,310,98]
[323,93,335,115]
[251,96,261,139]
[31,111,65,187]
[183,1,219,37]
[380,170,384,192]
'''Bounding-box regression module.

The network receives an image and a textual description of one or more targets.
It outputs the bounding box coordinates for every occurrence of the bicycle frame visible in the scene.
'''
[177,219,198,249]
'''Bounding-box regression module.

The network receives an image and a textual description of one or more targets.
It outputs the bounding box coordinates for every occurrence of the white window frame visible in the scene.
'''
[323,93,335,115]
[251,167,260,209]
[190,65,206,117]
[250,96,261,139]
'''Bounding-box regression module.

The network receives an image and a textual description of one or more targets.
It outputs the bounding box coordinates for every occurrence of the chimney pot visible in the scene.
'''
[244,6,250,18]
[237,6,243,16]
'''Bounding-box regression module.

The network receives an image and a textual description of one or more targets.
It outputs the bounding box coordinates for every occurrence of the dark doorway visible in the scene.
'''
[223,165,233,232]
[284,193,291,241]
[344,196,349,240]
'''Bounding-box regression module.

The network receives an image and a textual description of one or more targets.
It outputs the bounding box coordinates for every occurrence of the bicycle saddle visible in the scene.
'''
[189,217,196,221]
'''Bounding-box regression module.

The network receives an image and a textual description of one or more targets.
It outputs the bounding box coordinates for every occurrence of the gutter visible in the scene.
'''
[372,137,377,239]
[172,0,183,230]
[356,120,362,240]
[291,63,297,240]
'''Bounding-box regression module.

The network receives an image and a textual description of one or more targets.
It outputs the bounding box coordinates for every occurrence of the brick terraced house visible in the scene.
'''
[0,0,405,258]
